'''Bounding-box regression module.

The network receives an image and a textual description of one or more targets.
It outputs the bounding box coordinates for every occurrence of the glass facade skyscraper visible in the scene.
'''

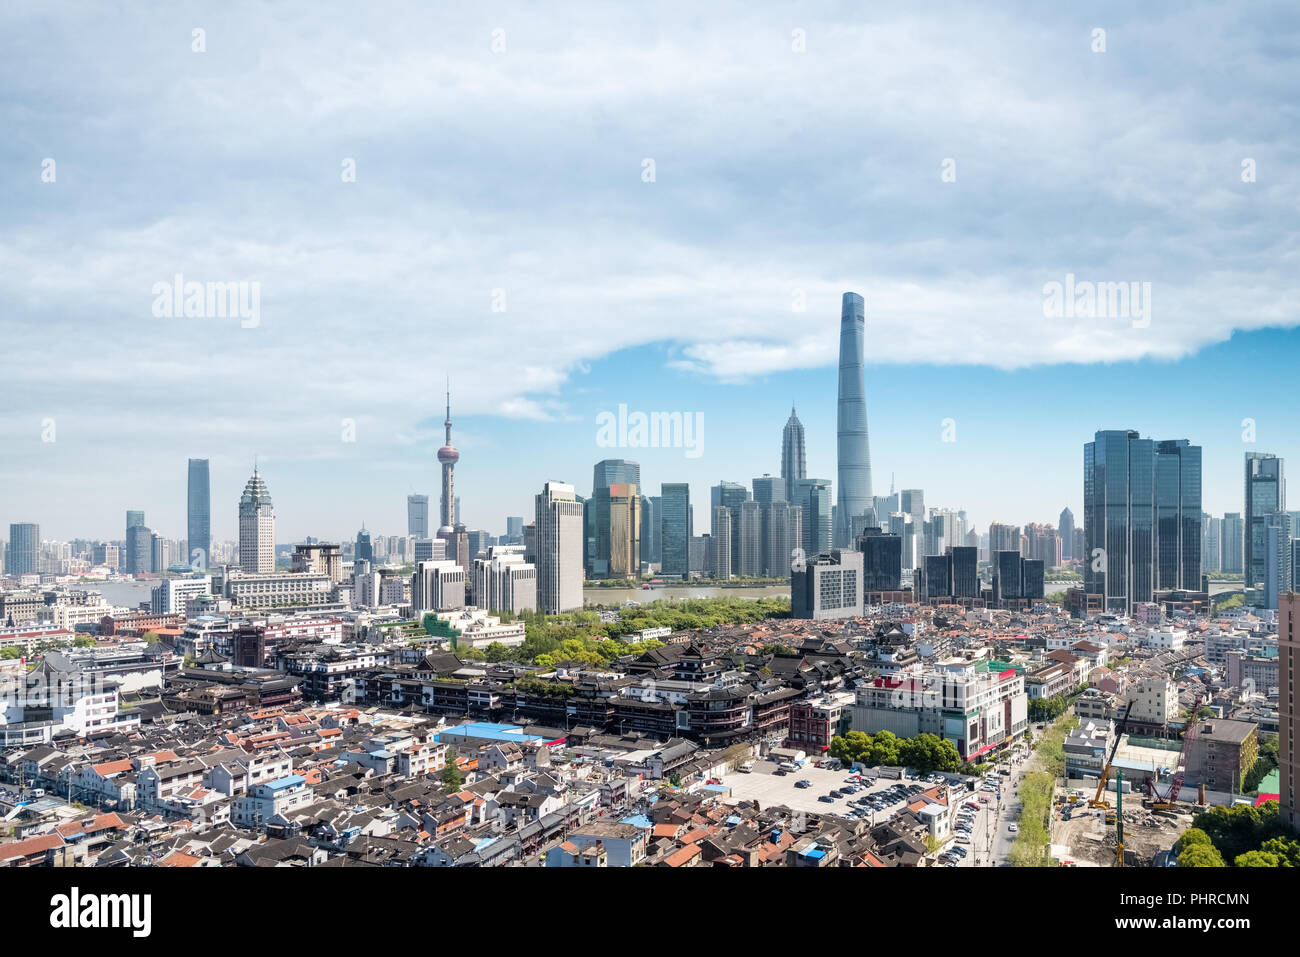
[408,494,429,538]
[835,291,873,546]
[1084,430,1201,614]
[5,523,39,577]
[781,406,806,505]
[1245,452,1285,596]
[660,483,690,579]
[187,458,210,569]
[793,477,833,560]
[859,526,902,592]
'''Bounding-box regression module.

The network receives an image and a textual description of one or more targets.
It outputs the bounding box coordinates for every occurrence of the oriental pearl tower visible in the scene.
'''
[436,382,459,538]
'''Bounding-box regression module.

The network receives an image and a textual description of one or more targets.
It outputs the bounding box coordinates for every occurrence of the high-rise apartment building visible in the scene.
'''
[736,500,763,577]
[781,407,806,505]
[660,483,691,579]
[187,458,210,569]
[764,501,802,580]
[471,546,537,615]
[535,481,584,613]
[835,292,873,546]
[238,469,276,574]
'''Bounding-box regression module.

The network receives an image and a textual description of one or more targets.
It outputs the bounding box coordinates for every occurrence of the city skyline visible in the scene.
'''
[3,3,1297,544]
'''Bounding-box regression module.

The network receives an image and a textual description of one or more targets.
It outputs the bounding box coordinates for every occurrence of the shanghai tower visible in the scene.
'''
[835,291,873,546]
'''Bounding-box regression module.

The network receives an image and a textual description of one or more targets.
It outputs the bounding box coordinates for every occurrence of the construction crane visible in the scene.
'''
[1090,699,1134,810]
[1147,692,1203,811]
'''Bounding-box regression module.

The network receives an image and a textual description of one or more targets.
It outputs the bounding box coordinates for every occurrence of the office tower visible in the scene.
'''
[951,545,979,598]
[710,506,732,579]
[689,535,707,576]
[1222,512,1245,574]
[887,512,914,570]
[1072,528,1085,564]
[355,527,373,563]
[858,526,902,592]
[4,523,39,577]
[781,407,806,504]
[899,489,924,525]
[292,543,343,582]
[711,479,749,569]
[593,458,641,491]
[1202,513,1222,573]
[591,483,640,579]
[993,550,1023,601]
[92,542,119,571]
[506,515,524,543]
[835,291,873,546]
[1264,513,1293,610]
[661,483,691,579]
[793,477,833,559]
[126,510,145,535]
[753,474,784,575]
[1279,594,1299,832]
[923,554,952,599]
[736,500,763,577]
[535,481,584,613]
[125,523,152,576]
[640,496,662,565]
[590,459,641,574]
[1084,430,1199,613]
[1154,439,1202,591]
[1059,507,1075,561]
[792,549,864,620]
[408,494,430,538]
[238,469,276,573]
[753,475,784,508]
[436,388,460,535]
[1245,453,1285,595]
[411,559,466,612]
[467,529,493,562]
[472,546,537,615]
[764,501,802,579]
[187,458,211,569]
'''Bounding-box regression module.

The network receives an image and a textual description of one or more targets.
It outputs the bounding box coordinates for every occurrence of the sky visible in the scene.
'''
[1,1,1297,544]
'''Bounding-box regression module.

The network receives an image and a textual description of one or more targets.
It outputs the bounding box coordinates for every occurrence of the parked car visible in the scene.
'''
[819,795,835,803]
[1008,823,1019,833]
[795,779,812,789]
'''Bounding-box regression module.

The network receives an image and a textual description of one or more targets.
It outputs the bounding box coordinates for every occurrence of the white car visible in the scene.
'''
[1008,823,1019,833]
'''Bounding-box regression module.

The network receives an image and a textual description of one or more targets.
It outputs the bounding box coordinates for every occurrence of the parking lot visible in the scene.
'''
[723,760,963,823]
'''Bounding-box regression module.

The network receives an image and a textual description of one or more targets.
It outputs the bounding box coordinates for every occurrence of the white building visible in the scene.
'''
[412,560,466,613]
[151,576,211,614]
[472,546,537,616]
[224,571,333,610]
[435,607,527,649]
[535,481,584,613]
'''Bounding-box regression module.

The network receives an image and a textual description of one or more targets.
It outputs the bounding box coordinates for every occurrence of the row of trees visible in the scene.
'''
[828,730,963,774]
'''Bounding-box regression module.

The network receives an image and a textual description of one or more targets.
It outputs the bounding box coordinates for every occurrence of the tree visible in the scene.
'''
[1178,844,1226,867]
[484,642,512,663]
[441,748,463,791]
[1174,828,1212,855]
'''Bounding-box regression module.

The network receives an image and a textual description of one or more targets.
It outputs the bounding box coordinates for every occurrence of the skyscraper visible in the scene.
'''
[187,458,210,569]
[641,495,661,565]
[408,494,430,538]
[437,388,460,535]
[835,291,873,546]
[1058,507,1075,561]
[125,523,152,576]
[238,469,275,574]
[4,523,39,577]
[1280,594,1299,832]
[858,526,902,592]
[710,506,732,579]
[535,481,584,613]
[356,526,373,563]
[1245,452,1285,597]
[781,406,806,504]
[736,500,763,577]
[590,459,641,575]
[1085,430,1201,614]
[793,477,833,559]
[1222,512,1245,574]
[602,483,641,579]
[661,483,690,579]
[1155,439,1202,591]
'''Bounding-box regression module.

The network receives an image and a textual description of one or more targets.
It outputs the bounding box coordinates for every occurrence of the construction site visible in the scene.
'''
[1047,697,1212,867]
